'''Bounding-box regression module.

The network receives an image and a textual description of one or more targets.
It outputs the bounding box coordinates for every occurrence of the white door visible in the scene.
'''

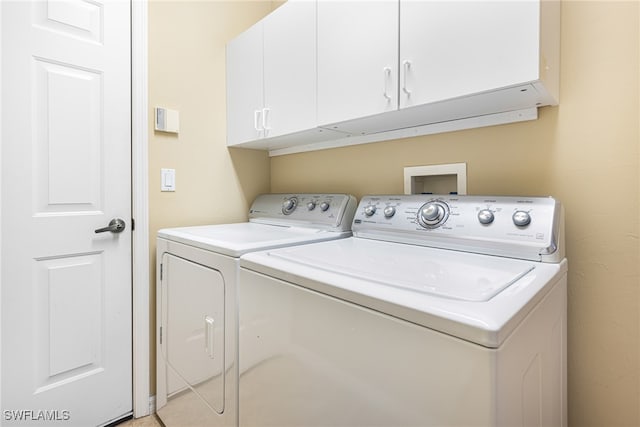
[1,0,132,426]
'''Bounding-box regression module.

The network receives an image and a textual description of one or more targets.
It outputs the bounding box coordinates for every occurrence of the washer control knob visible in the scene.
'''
[417,201,449,229]
[421,204,441,221]
[282,197,298,215]
[320,202,330,212]
[383,206,396,218]
[477,209,495,225]
[364,205,377,217]
[512,210,531,227]
[307,201,316,211]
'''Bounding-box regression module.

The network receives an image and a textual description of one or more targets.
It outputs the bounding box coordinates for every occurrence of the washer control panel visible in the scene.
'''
[249,194,358,231]
[353,195,563,262]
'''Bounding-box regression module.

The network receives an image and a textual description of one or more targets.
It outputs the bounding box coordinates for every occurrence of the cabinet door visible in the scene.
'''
[317,0,399,127]
[263,0,317,139]
[400,0,540,108]
[226,21,264,146]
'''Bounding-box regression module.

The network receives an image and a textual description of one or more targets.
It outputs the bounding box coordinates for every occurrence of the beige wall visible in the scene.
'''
[148,0,275,391]
[148,0,640,425]
[272,2,640,426]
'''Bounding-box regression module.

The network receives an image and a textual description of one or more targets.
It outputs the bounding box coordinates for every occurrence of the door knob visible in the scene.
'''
[95,218,126,234]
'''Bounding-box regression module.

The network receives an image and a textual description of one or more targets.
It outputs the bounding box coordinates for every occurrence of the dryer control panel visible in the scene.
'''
[249,193,357,232]
[353,195,564,263]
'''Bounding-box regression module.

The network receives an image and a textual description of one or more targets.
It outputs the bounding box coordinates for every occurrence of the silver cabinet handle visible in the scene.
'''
[262,107,270,138]
[95,218,126,234]
[383,67,392,101]
[254,109,262,132]
[402,60,412,96]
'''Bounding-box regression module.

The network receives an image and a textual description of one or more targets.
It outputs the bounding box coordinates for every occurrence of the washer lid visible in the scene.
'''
[271,243,534,302]
[240,238,567,347]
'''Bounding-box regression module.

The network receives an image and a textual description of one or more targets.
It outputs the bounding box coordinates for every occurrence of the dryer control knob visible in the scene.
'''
[478,209,495,225]
[383,206,396,218]
[307,201,316,211]
[364,205,377,216]
[512,210,531,227]
[282,197,298,215]
[320,202,330,212]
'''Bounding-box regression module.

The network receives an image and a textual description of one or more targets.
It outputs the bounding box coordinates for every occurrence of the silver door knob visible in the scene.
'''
[95,218,126,234]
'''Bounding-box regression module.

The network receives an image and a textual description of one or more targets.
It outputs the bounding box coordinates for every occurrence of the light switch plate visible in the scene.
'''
[161,168,176,192]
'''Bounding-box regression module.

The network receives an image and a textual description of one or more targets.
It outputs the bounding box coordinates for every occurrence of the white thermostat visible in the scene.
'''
[155,107,180,133]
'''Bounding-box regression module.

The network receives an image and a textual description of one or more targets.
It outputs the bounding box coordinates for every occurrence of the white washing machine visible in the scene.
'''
[155,193,357,427]
[238,194,567,427]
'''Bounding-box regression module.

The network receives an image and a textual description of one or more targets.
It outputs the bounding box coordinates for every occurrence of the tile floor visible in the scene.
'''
[118,414,163,427]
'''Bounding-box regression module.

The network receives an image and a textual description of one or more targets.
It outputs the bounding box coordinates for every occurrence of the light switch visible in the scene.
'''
[161,168,176,192]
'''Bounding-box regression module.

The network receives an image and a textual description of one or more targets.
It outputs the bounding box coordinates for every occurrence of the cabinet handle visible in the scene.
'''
[254,110,262,132]
[383,67,392,101]
[262,108,271,137]
[402,60,412,96]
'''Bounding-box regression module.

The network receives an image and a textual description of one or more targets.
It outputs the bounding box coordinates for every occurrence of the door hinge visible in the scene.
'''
[131,218,135,231]
[159,326,162,345]
[160,263,163,281]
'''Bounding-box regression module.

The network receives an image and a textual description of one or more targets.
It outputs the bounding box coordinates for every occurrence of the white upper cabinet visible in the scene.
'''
[318,0,558,136]
[226,0,559,154]
[399,0,540,107]
[317,0,399,127]
[226,22,263,146]
[226,0,317,147]
[263,1,317,138]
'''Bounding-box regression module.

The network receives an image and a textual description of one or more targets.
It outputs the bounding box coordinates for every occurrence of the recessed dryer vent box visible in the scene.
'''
[404,163,467,195]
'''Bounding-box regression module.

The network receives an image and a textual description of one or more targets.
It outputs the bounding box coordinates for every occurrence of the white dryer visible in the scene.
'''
[155,193,357,427]
[238,194,567,427]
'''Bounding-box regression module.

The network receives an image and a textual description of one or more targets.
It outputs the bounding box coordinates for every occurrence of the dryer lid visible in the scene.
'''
[158,222,351,257]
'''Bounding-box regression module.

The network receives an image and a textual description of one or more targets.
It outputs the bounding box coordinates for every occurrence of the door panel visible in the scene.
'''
[33,58,103,212]
[35,254,103,382]
[1,0,132,425]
